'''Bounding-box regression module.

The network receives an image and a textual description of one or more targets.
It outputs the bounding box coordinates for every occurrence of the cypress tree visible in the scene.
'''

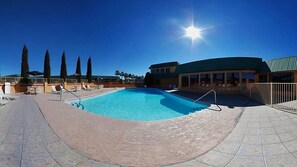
[75,56,82,83]
[21,45,29,78]
[60,51,67,82]
[86,57,92,83]
[43,50,51,83]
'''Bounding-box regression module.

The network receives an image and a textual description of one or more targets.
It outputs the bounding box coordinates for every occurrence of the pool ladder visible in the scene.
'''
[192,89,217,112]
[60,86,84,110]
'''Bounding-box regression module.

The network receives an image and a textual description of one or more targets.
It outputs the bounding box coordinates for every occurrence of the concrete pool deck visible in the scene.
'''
[35,88,243,166]
[0,88,297,166]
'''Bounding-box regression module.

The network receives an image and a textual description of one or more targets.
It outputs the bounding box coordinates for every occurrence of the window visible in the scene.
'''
[181,75,189,87]
[259,74,268,82]
[151,69,155,74]
[165,68,170,73]
[156,69,159,73]
[190,75,199,87]
[160,68,164,73]
[213,73,225,86]
[270,72,294,83]
[200,74,210,86]
[227,72,240,87]
[242,72,255,83]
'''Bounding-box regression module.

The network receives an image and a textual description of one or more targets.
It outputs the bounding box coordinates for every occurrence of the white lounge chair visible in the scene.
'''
[82,85,91,91]
[86,85,94,90]
[0,99,9,106]
[51,86,60,94]
[0,88,18,100]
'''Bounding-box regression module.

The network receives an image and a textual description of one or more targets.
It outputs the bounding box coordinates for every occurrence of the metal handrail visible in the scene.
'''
[59,86,84,109]
[192,89,217,111]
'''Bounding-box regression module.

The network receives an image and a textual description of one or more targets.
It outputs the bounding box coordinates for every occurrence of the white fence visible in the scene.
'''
[0,77,22,84]
[0,77,47,84]
[244,83,297,113]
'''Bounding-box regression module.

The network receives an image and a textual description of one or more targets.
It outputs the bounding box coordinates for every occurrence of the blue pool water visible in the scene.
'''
[68,88,208,121]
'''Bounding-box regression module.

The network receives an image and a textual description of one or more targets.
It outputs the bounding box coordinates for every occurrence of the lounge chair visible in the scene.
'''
[0,88,18,100]
[0,99,9,106]
[59,85,75,93]
[82,85,91,91]
[51,86,60,94]
[86,85,94,90]
[70,86,79,92]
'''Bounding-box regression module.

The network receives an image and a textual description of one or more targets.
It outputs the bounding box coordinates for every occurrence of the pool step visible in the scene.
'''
[192,107,204,112]
[71,102,85,110]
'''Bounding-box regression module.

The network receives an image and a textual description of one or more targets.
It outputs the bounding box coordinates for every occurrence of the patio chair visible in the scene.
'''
[59,85,73,93]
[30,87,36,95]
[86,85,94,90]
[82,85,91,91]
[0,99,9,106]
[51,86,60,94]
[35,87,42,94]
[70,86,80,92]
[0,88,18,100]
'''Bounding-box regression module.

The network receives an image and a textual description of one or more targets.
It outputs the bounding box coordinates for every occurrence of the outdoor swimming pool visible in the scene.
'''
[68,88,208,121]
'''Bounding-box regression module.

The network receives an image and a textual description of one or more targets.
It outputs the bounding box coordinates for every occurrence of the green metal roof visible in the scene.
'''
[260,56,297,73]
[149,61,179,69]
[176,57,263,74]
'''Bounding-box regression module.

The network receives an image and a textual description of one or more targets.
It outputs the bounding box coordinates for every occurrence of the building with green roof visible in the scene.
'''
[149,61,179,88]
[148,56,297,92]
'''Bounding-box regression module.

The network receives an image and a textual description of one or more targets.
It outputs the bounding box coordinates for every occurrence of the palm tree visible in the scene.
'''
[115,70,120,77]
[120,71,124,80]
[124,73,128,82]
[128,73,132,82]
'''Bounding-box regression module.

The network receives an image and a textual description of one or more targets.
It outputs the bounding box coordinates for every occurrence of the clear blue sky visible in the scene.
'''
[1,0,297,76]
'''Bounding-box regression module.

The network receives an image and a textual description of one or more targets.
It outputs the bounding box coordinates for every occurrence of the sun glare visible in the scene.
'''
[185,26,201,40]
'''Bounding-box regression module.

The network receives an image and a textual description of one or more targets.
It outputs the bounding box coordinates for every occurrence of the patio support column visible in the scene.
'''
[198,74,201,86]
[224,72,227,88]
[210,73,213,87]
[239,72,242,85]
[188,75,190,88]
[178,75,182,89]
[254,73,259,82]
[293,71,297,99]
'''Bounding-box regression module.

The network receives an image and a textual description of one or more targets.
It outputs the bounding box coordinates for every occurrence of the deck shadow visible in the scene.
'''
[171,91,263,108]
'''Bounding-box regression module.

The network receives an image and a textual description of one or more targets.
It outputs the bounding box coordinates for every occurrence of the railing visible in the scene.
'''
[248,83,297,113]
[66,79,78,83]
[192,89,217,111]
[0,77,22,84]
[0,77,46,84]
[50,78,65,84]
[30,78,47,84]
[60,87,84,110]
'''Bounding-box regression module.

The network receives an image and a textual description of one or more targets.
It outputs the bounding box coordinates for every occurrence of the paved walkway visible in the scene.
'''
[1,94,297,167]
[0,96,115,167]
[167,104,297,167]
[35,91,243,166]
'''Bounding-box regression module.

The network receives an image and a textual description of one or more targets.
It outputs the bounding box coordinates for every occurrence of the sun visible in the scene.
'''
[185,26,201,40]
